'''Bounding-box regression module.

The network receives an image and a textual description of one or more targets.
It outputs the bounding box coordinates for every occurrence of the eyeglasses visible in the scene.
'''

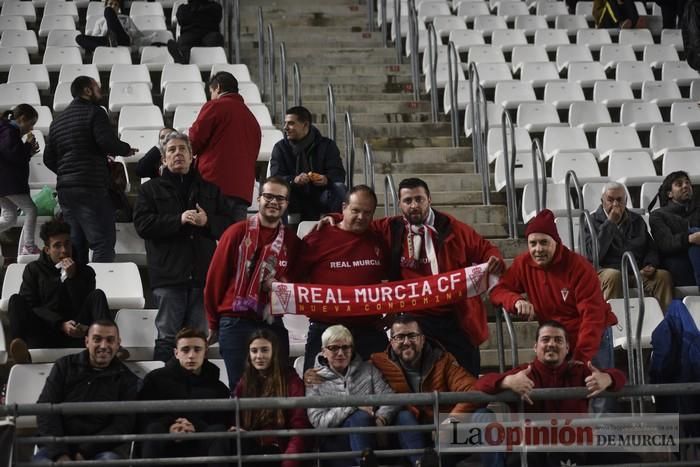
[390,333,422,342]
[325,344,353,353]
[260,193,288,203]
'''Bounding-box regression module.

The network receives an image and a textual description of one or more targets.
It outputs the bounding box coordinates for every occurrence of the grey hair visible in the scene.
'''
[601,181,627,201]
[162,131,192,155]
[321,324,353,347]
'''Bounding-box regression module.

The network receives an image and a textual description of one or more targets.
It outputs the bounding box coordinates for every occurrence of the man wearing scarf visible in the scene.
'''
[134,132,234,362]
[204,176,302,390]
[649,171,700,286]
[269,106,347,221]
[371,178,505,377]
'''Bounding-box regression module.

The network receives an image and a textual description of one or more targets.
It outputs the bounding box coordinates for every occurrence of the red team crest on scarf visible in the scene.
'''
[561,288,569,302]
[274,283,292,312]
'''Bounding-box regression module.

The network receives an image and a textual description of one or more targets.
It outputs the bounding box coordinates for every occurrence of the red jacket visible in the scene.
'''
[233,370,309,467]
[189,93,261,203]
[204,219,302,330]
[489,244,618,363]
[474,358,626,413]
[372,211,504,346]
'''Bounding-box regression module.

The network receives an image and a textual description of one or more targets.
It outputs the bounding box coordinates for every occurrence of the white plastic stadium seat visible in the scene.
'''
[172,104,202,132]
[118,129,159,161]
[211,63,251,82]
[108,82,153,112]
[259,128,283,162]
[0,82,40,111]
[608,297,664,349]
[0,46,30,72]
[0,30,38,54]
[283,314,310,357]
[115,309,157,360]
[596,126,644,162]
[8,64,50,90]
[57,63,99,85]
[118,105,165,134]
[28,157,56,189]
[114,223,147,265]
[89,262,145,309]
[6,363,54,429]
[189,46,227,71]
[650,124,695,161]
[608,151,661,186]
[521,182,571,222]
[0,263,25,311]
[42,46,82,72]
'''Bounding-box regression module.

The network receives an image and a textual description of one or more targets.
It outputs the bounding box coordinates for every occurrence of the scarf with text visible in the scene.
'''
[232,215,286,321]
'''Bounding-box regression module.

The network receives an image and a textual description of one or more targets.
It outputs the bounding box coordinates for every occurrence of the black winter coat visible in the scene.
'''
[0,120,33,197]
[138,358,231,431]
[176,0,222,36]
[133,168,234,289]
[43,98,131,192]
[19,251,96,329]
[37,350,138,460]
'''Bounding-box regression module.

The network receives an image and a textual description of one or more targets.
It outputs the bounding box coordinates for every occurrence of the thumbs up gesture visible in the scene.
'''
[501,365,535,405]
[585,361,613,398]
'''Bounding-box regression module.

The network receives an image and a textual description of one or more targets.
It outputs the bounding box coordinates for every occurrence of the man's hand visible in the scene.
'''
[228,425,246,432]
[501,365,535,405]
[514,300,536,321]
[207,329,218,345]
[689,231,700,245]
[61,320,84,338]
[640,265,656,278]
[58,258,77,279]
[486,255,504,275]
[606,204,624,224]
[56,454,72,462]
[585,361,613,398]
[192,203,208,227]
[303,368,323,386]
[74,452,85,461]
[311,174,328,186]
[294,173,310,185]
[313,216,336,231]
[358,406,375,416]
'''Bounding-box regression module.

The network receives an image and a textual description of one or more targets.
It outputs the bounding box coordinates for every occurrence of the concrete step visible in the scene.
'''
[241,3,370,17]
[241,13,369,29]
[242,30,385,47]
[364,135,469,148]
[276,63,413,77]
[297,100,431,116]
[366,173,486,192]
[241,47,396,65]
[280,81,413,95]
[313,112,442,124]
[483,321,539,350]
[372,147,473,164]
[286,73,412,86]
[481,348,536,370]
[370,161,475,173]
[354,122,454,138]
[375,190,503,207]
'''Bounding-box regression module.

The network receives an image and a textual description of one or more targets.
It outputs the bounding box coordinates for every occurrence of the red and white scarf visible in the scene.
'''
[231,215,286,321]
[405,208,438,274]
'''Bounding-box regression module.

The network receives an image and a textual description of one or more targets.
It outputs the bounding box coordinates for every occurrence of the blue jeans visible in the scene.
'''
[394,410,427,465]
[218,316,289,390]
[152,286,207,362]
[303,320,388,372]
[320,410,376,467]
[590,326,617,414]
[33,447,121,462]
[58,188,116,264]
[472,408,506,467]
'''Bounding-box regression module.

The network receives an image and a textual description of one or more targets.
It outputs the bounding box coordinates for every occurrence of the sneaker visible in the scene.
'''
[19,244,40,256]
[10,338,31,364]
[359,448,378,467]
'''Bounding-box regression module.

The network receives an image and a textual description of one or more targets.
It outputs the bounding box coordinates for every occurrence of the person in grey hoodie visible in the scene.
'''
[307,324,397,467]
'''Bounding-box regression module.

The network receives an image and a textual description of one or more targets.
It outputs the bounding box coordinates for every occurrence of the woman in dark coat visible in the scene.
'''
[0,104,40,256]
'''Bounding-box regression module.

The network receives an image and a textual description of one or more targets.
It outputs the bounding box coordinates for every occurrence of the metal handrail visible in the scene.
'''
[381,0,388,47]
[468,62,490,206]
[447,40,459,147]
[232,0,240,64]
[621,250,646,415]
[384,174,399,216]
[344,111,356,189]
[580,209,600,270]
[327,84,336,141]
[501,110,518,239]
[408,0,420,100]
[564,170,584,250]
[502,307,519,368]
[495,307,520,374]
[394,0,402,63]
[531,138,547,214]
[257,7,264,95]
[427,23,439,123]
[368,0,375,32]
[292,63,302,106]
[267,24,276,123]
[363,140,376,190]
[279,42,288,121]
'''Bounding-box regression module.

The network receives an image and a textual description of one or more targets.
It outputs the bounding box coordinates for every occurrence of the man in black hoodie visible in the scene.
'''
[269,106,347,221]
[138,327,230,464]
[133,132,234,361]
[8,219,112,363]
[167,0,224,64]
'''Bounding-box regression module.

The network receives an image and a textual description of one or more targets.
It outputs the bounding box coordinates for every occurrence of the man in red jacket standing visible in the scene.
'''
[189,71,261,222]
[489,209,618,413]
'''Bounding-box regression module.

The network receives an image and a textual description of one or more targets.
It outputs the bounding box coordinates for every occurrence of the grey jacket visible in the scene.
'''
[307,353,398,428]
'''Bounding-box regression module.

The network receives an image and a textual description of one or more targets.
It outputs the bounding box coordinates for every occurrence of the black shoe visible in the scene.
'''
[10,338,31,364]
[107,30,118,47]
[167,40,185,64]
[359,448,378,467]
[416,447,439,467]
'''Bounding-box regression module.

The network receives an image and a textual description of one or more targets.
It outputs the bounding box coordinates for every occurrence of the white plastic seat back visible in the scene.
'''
[115,309,157,360]
[89,262,145,309]
[283,314,310,357]
[6,363,54,429]
[608,297,665,349]
[522,183,571,222]
[0,263,26,311]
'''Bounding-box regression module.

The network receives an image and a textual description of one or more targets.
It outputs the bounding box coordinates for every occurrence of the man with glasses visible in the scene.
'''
[299,185,389,372]
[371,314,477,466]
[586,182,673,311]
[204,176,302,389]
[134,132,234,362]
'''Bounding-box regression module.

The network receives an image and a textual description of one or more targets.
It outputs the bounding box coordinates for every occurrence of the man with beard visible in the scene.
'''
[299,185,389,371]
[649,171,700,286]
[269,106,346,221]
[204,176,302,389]
[34,321,138,462]
[43,76,135,264]
[474,320,625,467]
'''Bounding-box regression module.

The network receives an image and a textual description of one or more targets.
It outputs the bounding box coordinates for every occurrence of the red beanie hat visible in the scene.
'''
[525,209,561,243]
